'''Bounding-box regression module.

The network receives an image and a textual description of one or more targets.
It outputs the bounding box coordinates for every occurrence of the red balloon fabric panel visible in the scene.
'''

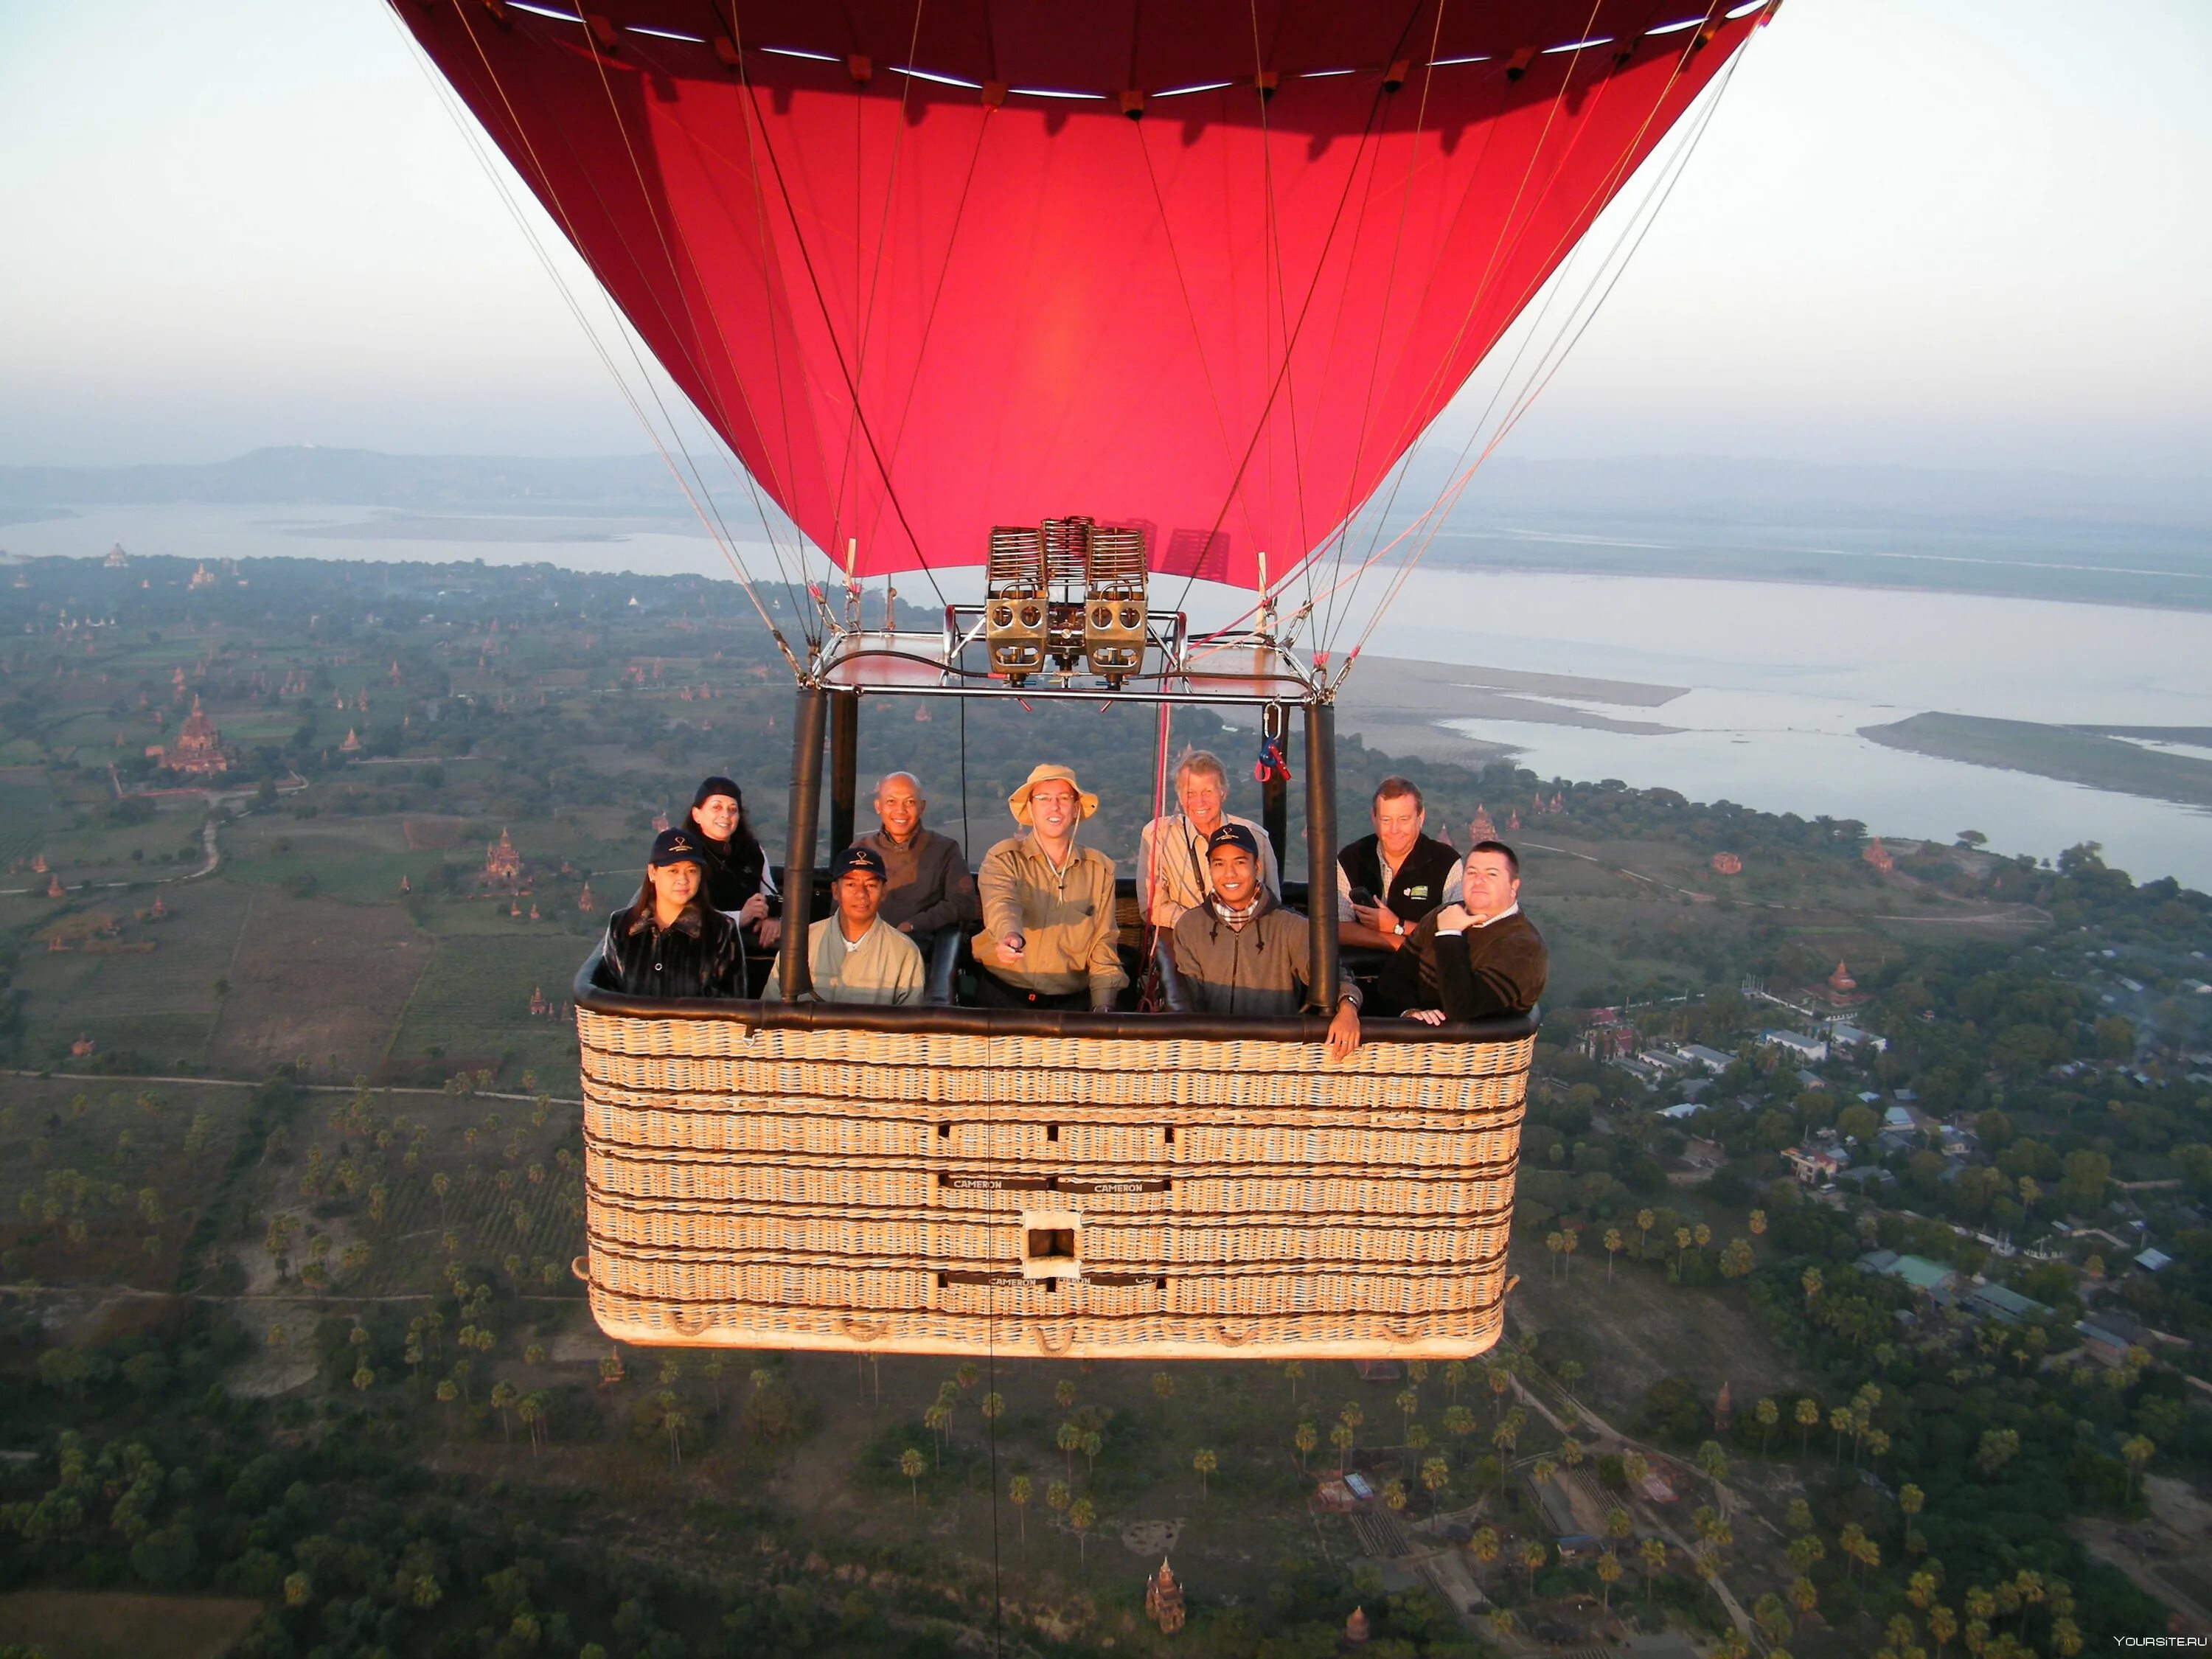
[400,3,1755,588]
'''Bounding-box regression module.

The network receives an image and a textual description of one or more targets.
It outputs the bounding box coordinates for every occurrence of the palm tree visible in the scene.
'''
[1545,1230,1565,1281]
[1443,1405,1475,1449]
[924,1402,952,1467]
[1532,1455,1559,1489]
[1695,1440,1728,1484]
[900,1447,926,1509]
[1382,1477,1408,1517]
[1293,1420,1317,1471]
[1057,1419,1082,1484]
[1329,1422,1354,1472]
[1622,1450,1649,1489]
[1694,1222,1711,1251]
[1604,1228,1623,1281]
[1596,1550,1623,1614]
[1927,1601,1957,1654]
[1284,1359,1304,1404]
[1394,1388,1419,1442]
[1444,1359,1466,1402]
[1192,1447,1217,1498]
[656,1391,689,1473]
[2121,1434,2154,1502]
[1636,1208,1654,1253]
[981,1391,1006,1431]
[1560,1434,1585,1472]
[1055,1379,1077,1411]
[1046,1478,1070,1529]
[1639,1537,1666,1601]
[956,1361,980,1393]
[1080,1429,1102,1483]
[519,1391,549,1454]
[1795,1396,1820,1456]
[1009,1473,1032,1544]
[1789,1574,1818,1625]
[1520,1538,1546,1594]
[490,1380,518,1445]
[1069,1495,1095,1565]
[1419,1455,1450,1518]
[1338,1401,1363,1461]
[1470,1526,1500,1581]
[1561,1228,1579,1279]
[1152,1371,1175,1402]
[1801,1266,1823,1304]
[1829,1406,1853,1467]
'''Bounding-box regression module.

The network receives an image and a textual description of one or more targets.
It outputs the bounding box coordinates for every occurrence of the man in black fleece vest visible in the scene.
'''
[1385,841,1546,1023]
[1336,776,1462,954]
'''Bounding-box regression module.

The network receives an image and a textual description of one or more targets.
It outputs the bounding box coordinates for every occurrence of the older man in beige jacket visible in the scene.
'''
[971,763,1125,1012]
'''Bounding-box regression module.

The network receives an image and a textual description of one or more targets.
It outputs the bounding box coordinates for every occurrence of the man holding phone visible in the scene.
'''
[1336,776,1461,952]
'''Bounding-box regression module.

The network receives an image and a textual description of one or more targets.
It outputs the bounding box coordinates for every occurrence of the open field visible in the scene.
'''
[0,1077,255,1290]
[0,1590,264,1659]
[204,886,427,1077]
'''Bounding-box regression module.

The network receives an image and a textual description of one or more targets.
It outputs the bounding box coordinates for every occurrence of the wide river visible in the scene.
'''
[10,504,2211,888]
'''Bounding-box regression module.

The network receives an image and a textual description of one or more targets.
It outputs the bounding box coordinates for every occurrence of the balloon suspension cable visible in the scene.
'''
[1318,0,1614,657]
[401,3,808,675]
[563,17,824,652]
[1331,29,1756,684]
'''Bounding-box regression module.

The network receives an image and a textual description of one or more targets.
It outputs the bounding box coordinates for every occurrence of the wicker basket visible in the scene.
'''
[573,993,1532,1359]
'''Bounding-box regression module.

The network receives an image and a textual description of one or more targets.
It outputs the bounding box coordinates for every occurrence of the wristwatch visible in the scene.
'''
[1393,919,1406,936]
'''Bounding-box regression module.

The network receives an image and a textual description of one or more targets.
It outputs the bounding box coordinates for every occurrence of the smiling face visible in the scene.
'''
[647,858,702,908]
[1177,764,1227,832]
[1028,780,1080,841]
[1207,844,1259,908]
[874,774,925,841]
[690,793,740,844]
[1461,849,1520,921]
[1372,790,1425,863]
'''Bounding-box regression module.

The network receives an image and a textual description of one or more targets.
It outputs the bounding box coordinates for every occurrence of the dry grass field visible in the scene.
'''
[0,1589,262,1659]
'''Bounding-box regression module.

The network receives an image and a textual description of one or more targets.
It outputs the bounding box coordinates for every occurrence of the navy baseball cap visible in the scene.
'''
[1206,823,1261,860]
[830,844,888,880]
[649,827,709,868]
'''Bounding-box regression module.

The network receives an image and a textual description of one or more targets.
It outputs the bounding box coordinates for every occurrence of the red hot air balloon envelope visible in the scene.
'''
[394,1,1764,594]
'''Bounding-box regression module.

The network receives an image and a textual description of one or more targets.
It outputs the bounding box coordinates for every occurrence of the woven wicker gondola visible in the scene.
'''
[573,973,1533,1360]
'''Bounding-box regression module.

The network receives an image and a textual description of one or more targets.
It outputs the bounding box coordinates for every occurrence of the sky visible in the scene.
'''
[1,0,2209,473]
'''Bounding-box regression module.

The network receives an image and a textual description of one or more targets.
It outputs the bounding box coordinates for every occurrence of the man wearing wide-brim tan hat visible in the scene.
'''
[973,763,1124,1012]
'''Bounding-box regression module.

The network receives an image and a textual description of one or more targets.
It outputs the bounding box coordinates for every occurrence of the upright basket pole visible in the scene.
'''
[1303,698,1338,1015]
[780,686,828,999]
[827,689,860,855]
[1262,704,1290,873]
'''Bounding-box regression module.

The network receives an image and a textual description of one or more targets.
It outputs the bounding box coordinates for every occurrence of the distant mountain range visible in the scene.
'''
[4,445,2206,533]
[0,447,686,515]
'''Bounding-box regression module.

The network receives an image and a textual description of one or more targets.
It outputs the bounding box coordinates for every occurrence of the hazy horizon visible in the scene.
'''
[4,1,2211,476]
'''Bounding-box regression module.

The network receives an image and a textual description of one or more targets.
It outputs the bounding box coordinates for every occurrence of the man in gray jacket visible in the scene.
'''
[858,771,980,939]
[1170,824,1361,1060]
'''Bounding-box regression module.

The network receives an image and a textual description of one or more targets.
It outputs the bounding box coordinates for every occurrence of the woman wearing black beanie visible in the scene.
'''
[686,775,781,950]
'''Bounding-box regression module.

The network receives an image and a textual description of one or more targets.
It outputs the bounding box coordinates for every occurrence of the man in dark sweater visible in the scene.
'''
[1336,776,1462,954]
[1172,826,1362,1059]
[857,771,980,939]
[1386,840,1546,1023]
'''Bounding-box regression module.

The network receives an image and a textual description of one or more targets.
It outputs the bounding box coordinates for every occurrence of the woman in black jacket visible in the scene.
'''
[686,775,781,951]
[594,827,748,998]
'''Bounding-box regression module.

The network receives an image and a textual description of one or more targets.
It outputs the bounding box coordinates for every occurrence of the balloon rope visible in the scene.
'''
[470,7,818,636]
[1321,0,1610,651]
[732,69,953,614]
[834,0,930,574]
[719,2,830,609]
[1319,1,1739,660]
[409,4,804,671]
[1314,0,1451,654]
[1335,39,1756,678]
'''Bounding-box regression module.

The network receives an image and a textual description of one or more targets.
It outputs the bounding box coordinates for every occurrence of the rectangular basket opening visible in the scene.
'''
[1019,1208,1082,1280]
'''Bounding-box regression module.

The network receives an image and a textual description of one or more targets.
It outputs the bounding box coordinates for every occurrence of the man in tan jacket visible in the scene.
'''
[972,763,1125,1012]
